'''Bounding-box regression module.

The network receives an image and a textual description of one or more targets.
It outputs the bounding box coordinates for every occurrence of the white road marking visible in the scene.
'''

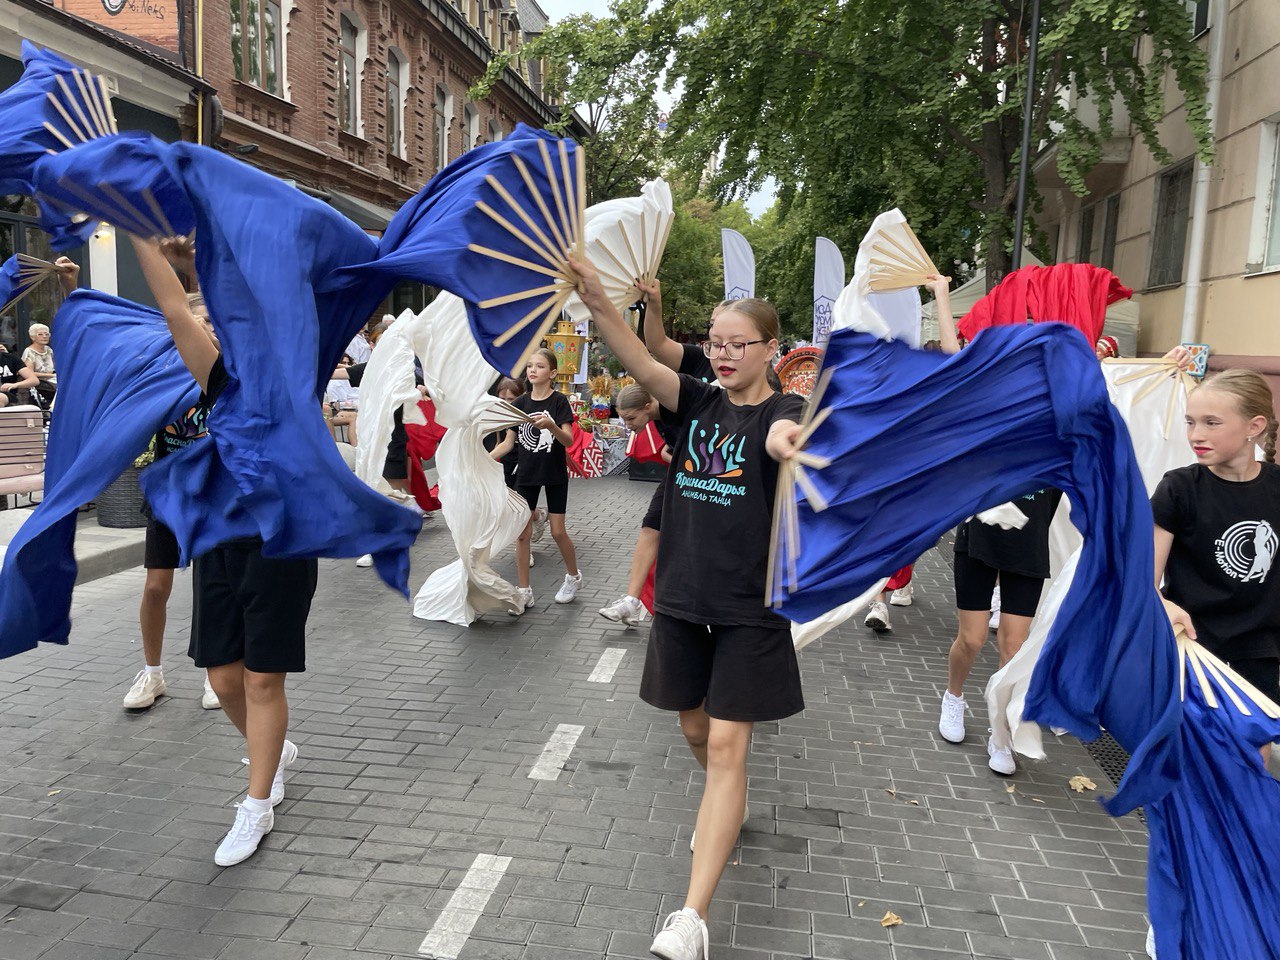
[528,723,585,781]
[588,647,626,683]
[418,853,512,959]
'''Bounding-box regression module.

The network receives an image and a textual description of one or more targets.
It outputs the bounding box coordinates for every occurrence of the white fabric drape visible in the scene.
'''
[985,361,1195,758]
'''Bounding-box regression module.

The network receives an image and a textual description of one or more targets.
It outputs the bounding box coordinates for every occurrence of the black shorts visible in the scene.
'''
[1226,656,1280,705]
[953,550,1046,618]
[640,613,804,722]
[144,518,180,570]
[502,458,518,490]
[383,419,409,482]
[518,483,568,515]
[190,542,317,674]
[641,484,664,532]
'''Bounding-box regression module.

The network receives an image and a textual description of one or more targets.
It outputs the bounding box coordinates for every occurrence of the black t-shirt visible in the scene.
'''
[955,487,1063,580]
[0,350,30,385]
[154,355,227,459]
[1152,463,1280,661]
[656,375,805,627]
[679,343,715,383]
[512,390,574,487]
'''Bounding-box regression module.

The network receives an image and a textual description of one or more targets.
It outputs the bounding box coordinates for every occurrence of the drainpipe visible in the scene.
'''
[1180,0,1229,344]
[195,0,205,145]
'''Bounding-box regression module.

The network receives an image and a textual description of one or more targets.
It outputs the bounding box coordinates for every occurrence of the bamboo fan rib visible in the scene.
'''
[767,367,835,607]
[571,179,676,320]
[468,141,587,377]
[0,254,61,316]
[1175,627,1280,720]
[1105,358,1195,438]
[35,69,176,240]
[867,219,939,293]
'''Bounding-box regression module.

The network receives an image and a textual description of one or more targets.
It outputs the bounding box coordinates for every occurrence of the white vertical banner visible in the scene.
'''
[721,228,755,300]
[573,318,590,385]
[812,237,845,349]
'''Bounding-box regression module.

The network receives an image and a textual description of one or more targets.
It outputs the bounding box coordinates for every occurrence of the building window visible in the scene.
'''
[386,50,406,157]
[1189,0,1210,37]
[435,85,452,170]
[1247,120,1280,273]
[0,196,83,352]
[463,105,479,152]
[1077,195,1120,270]
[488,118,502,143]
[1149,163,1193,288]
[339,14,362,136]
[478,3,489,42]
[231,0,284,96]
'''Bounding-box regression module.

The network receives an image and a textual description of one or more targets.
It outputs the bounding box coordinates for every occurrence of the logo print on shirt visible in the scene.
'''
[1215,520,1278,583]
[674,419,748,506]
[518,422,554,454]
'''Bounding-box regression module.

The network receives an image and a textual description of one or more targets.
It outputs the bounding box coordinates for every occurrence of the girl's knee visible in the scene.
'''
[680,711,710,749]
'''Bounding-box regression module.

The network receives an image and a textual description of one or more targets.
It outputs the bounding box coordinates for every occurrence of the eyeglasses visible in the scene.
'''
[701,339,767,361]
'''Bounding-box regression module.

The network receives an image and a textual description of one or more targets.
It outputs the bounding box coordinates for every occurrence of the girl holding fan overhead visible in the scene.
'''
[1153,369,1280,757]
[570,255,804,960]
[491,348,582,608]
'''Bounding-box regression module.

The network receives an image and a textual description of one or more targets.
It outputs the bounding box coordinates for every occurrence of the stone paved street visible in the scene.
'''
[0,477,1151,960]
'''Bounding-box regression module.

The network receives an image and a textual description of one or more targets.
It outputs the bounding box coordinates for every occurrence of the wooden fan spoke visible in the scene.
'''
[484,174,565,270]
[594,232,640,287]
[869,244,922,273]
[98,75,119,133]
[140,188,178,239]
[479,281,568,310]
[512,155,570,258]
[71,69,109,138]
[41,121,77,152]
[794,464,829,512]
[558,140,579,253]
[539,140,575,257]
[53,177,154,237]
[45,90,89,144]
[468,243,566,281]
[500,286,575,377]
[477,201,567,275]
[54,74,100,143]
[98,181,164,238]
[1186,645,1218,710]
[575,144,587,257]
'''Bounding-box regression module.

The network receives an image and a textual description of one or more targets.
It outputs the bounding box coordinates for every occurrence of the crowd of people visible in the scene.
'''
[11,232,1276,960]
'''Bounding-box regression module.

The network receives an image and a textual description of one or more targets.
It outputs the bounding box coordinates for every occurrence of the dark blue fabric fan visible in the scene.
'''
[328,123,587,377]
[0,42,117,195]
[772,323,1280,959]
[0,290,201,658]
[0,254,60,316]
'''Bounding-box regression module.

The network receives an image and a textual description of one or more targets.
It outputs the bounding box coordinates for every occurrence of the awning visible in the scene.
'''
[328,190,397,233]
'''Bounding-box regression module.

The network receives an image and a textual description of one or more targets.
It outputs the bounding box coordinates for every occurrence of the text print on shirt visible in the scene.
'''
[518,421,555,454]
[675,418,748,505]
[1215,520,1278,583]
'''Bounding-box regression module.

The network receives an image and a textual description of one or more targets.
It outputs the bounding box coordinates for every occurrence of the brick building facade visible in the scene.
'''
[201,0,562,219]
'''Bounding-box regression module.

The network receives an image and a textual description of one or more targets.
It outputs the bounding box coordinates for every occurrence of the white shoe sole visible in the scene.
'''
[124,686,165,710]
[889,597,913,607]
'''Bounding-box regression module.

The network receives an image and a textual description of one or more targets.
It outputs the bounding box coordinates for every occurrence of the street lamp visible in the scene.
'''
[1010,0,1042,276]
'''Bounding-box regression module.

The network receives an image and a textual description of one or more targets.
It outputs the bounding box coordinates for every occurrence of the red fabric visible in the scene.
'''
[403,399,446,512]
[958,263,1132,346]
[625,422,667,464]
[640,562,655,613]
[565,423,603,478]
[886,565,914,591]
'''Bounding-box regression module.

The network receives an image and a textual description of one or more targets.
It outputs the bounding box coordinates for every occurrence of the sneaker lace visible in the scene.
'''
[662,910,709,957]
[226,804,261,842]
[943,696,964,724]
[127,670,151,693]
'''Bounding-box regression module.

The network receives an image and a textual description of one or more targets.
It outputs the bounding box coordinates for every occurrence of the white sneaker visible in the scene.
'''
[201,675,220,710]
[600,595,645,625]
[889,585,914,607]
[509,587,534,615]
[270,740,298,806]
[987,737,1016,775]
[529,551,536,567]
[555,573,582,603]
[864,601,890,632]
[123,670,166,710]
[650,907,708,960]
[214,802,274,867]
[939,691,966,743]
[1145,924,1157,959]
[531,508,548,543]
[355,554,374,568]
[690,800,750,853]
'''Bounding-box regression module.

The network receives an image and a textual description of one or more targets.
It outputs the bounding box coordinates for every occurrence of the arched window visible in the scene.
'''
[435,85,453,170]
[338,14,362,135]
[231,0,285,96]
[463,105,479,152]
[487,117,502,143]
[386,49,406,157]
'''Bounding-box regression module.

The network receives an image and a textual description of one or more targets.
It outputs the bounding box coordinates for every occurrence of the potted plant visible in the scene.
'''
[96,441,154,529]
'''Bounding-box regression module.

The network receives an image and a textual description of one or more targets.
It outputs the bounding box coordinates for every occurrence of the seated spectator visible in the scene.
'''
[23,323,56,406]
[0,346,38,408]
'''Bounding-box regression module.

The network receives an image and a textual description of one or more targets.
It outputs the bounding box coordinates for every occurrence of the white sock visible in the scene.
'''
[144,664,163,675]
[241,795,271,814]
[624,595,639,604]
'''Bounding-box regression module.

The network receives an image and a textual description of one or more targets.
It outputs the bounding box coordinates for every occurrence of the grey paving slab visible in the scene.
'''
[0,477,1151,958]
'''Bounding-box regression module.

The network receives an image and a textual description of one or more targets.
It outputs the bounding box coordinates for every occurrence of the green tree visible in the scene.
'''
[471,0,665,203]
[579,0,1211,285]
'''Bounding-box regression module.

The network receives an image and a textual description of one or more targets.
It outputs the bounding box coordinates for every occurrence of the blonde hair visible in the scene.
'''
[27,323,50,339]
[1199,369,1278,463]
[714,298,780,343]
[617,383,652,411]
